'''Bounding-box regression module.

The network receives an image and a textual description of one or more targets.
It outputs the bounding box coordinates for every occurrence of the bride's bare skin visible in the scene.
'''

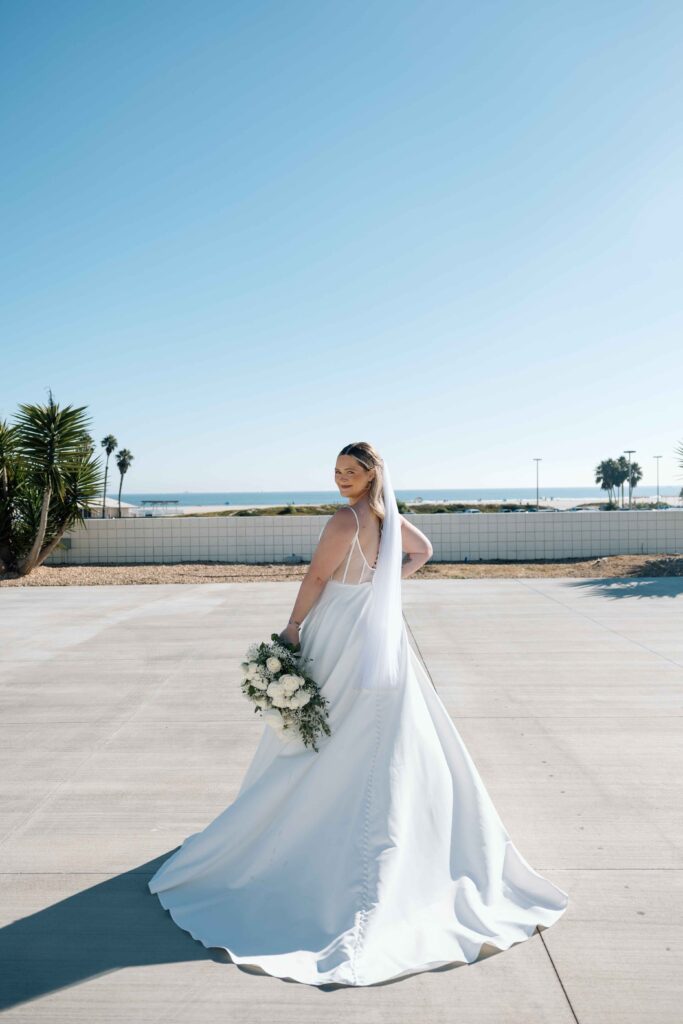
[278,455,433,646]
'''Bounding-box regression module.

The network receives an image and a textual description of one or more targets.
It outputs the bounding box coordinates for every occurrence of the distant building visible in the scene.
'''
[86,497,137,519]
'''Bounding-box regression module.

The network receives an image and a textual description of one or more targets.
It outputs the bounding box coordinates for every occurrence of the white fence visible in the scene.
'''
[44,511,683,565]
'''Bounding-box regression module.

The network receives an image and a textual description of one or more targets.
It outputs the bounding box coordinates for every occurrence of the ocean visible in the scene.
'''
[117,486,679,509]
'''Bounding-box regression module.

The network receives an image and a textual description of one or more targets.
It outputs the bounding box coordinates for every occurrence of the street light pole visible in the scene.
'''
[624,450,635,508]
[533,458,541,511]
[654,455,662,508]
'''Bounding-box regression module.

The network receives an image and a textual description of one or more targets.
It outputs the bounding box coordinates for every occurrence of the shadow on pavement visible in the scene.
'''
[0,852,511,1007]
[565,577,683,600]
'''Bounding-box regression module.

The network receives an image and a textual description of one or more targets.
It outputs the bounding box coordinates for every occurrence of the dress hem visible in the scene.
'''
[148,880,569,988]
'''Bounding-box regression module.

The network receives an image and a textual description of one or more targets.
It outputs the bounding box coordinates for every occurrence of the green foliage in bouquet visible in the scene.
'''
[239,633,331,752]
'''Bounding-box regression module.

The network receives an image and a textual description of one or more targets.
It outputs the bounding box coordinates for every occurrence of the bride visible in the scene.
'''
[148,441,569,987]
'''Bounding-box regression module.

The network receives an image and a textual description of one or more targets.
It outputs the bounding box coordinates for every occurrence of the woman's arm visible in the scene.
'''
[278,509,356,646]
[400,514,433,578]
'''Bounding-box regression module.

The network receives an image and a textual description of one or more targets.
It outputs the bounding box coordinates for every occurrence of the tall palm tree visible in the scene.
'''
[615,455,630,508]
[595,458,620,506]
[100,434,118,518]
[628,461,643,506]
[115,449,134,518]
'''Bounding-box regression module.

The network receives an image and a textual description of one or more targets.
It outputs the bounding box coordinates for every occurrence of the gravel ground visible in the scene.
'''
[2,553,682,586]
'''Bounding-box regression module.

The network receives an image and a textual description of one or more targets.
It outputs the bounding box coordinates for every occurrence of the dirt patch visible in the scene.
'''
[2,553,682,586]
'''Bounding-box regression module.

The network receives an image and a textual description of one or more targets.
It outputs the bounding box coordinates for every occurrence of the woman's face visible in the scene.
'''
[335,455,374,501]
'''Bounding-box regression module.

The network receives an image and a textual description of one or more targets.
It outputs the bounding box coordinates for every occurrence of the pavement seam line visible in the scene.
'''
[513,578,683,672]
[0,588,213,851]
[538,927,581,1024]
[402,613,437,689]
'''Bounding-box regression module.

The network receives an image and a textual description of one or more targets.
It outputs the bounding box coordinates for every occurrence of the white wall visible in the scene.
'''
[44,511,683,565]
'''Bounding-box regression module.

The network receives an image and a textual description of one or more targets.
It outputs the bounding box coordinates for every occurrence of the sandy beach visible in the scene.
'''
[164,495,680,516]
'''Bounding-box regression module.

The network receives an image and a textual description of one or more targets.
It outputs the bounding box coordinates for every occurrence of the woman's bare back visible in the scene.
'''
[329,502,381,584]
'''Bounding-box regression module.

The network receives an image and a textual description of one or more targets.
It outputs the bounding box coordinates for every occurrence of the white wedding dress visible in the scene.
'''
[148,507,569,986]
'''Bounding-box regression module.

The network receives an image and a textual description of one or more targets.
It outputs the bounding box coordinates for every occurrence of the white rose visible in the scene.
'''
[253,696,267,708]
[271,692,291,708]
[293,688,311,707]
[266,680,284,697]
[246,661,259,677]
[250,676,268,690]
[266,656,282,673]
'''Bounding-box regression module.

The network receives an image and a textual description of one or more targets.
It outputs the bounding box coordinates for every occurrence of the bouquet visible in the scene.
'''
[239,633,331,752]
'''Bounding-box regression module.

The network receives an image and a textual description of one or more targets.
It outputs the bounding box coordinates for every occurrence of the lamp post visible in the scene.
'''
[654,455,662,508]
[624,450,635,508]
[533,458,541,510]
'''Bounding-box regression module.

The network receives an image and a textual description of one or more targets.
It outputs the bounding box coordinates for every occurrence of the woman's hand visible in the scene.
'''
[278,623,300,648]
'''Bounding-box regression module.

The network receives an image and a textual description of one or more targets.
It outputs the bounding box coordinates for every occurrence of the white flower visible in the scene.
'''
[266,680,284,697]
[249,675,269,690]
[290,688,311,708]
[245,661,259,677]
[280,674,300,695]
[266,656,282,673]
[253,696,268,708]
[263,708,285,732]
[271,692,292,708]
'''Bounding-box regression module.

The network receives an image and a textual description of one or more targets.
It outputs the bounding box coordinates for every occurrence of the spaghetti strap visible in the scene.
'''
[341,506,360,584]
[346,505,360,531]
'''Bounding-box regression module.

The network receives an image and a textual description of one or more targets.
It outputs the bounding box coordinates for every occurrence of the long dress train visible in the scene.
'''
[148,528,569,986]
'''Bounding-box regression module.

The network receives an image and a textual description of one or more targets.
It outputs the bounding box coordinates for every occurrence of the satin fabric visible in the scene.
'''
[148,578,569,986]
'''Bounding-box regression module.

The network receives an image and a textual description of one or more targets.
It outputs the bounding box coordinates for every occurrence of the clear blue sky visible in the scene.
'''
[2,1,682,491]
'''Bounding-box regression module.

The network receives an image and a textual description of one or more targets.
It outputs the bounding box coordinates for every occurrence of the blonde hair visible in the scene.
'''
[337,442,385,523]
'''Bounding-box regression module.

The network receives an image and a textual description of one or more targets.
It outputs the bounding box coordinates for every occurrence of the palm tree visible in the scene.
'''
[100,435,118,518]
[675,441,683,504]
[115,449,134,518]
[595,458,620,506]
[0,389,104,575]
[0,418,20,572]
[615,455,630,508]
[628,461,643,506]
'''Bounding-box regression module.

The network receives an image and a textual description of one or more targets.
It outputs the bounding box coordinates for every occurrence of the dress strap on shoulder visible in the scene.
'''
[345,504,360,532]
[341,505,360,584]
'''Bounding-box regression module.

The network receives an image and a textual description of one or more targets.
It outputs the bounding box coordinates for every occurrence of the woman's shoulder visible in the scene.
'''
[325,505,358,534]
[333,504,358,521]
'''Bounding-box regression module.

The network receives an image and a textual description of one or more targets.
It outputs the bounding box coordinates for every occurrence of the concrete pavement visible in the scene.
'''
[1,578,681,1022]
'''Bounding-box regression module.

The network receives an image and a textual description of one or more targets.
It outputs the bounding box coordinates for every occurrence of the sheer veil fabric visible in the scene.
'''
[148,456,569,986]
[355,457,403,691]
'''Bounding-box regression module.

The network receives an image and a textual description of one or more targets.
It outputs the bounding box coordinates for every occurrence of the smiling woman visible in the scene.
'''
[148,442,568,987]
[279,442,433,644]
